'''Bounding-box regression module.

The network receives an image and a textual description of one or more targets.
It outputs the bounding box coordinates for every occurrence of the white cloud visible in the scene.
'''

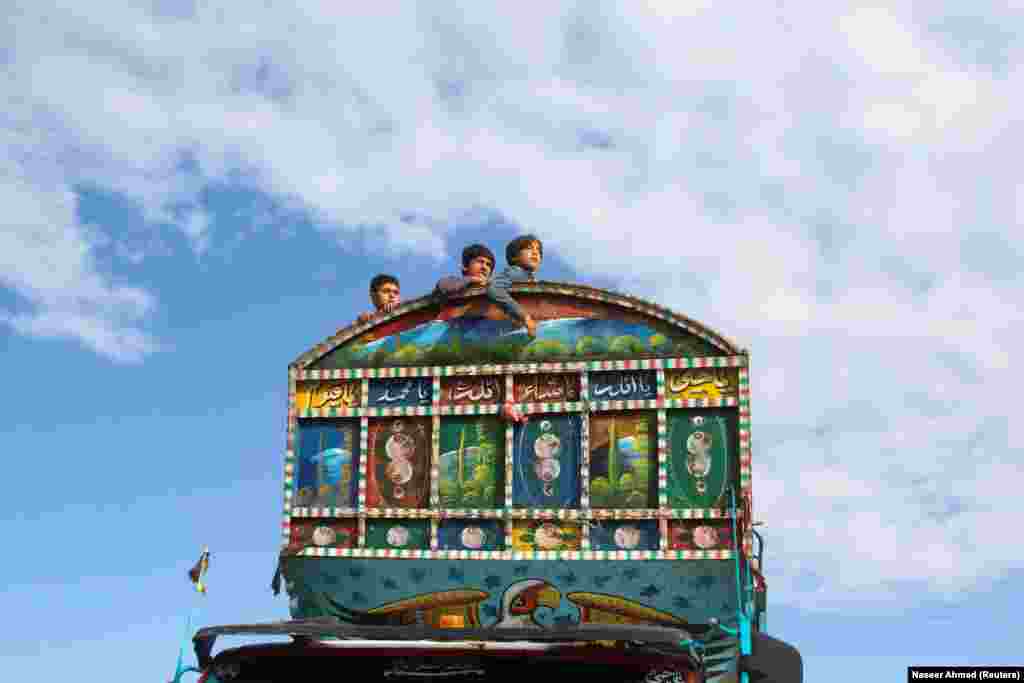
[0,178,159,362]
[3,1,1023,607]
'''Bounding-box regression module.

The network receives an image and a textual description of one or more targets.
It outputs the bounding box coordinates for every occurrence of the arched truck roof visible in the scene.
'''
[293,281,745,371]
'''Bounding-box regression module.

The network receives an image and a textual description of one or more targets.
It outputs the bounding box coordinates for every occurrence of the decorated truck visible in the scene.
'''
[188,280,802,683]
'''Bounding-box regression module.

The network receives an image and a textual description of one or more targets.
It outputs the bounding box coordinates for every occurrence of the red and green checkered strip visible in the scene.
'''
[282,370,299,544]
[357,417,369,509]
[738,367,753,556]
[290,507,359,517]
[296,401,594,418]
[296,399,730,420]
[287,508,732,520]
[657,409,668,507]
[436,404,502,415]
[298,406,434,417]
[430,415,441,507]
[504,423,514,507]
[436,509,507,519]
[580,411,590,510]
[293,548,734,560]
[589,399,660,412]
[291,549,733,561]
[662,397,739,408]
[507,509,582,519]
[295,356,747,380]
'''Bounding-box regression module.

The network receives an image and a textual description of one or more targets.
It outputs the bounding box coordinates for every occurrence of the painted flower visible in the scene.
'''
[534,522,564,550]
[387,525,411,547]
[614,525,642,550]
[692,525,720,549]
[461,526,487,549]
[312,526,336,547]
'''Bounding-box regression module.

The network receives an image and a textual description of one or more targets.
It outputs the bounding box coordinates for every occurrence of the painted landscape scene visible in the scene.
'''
[439,418,504,509]
[317,316,717,368]
[589,413,656,508]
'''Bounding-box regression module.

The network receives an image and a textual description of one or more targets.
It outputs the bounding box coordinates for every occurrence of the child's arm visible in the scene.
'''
[435,275,476,298]
[487,267,536,336]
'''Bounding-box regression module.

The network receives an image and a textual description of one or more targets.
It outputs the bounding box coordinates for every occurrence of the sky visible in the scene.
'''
[1,1,1022,680]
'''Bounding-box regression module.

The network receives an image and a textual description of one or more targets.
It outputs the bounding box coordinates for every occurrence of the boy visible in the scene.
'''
[434,244,496,299]
[487,234,542,337]
[357,274,400,324]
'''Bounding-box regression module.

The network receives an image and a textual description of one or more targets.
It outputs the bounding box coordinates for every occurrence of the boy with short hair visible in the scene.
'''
[434,244,496,299]
[357,274,400,324]
[487,234,543,337]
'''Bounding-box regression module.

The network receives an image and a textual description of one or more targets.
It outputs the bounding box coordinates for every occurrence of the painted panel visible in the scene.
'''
[367,377,432,407]
[439,376,504,405]
[589,370,657,401]
[438,520,505,551]
[295,420,360,508]
[295,380,361,410]
[512,415,582,508]
[284,557,739,637]
[512,373,581,403]
[366,418,431,508]
[314,310,718,369]
[365,519,431,550]
[511,521,582,552]
[588,412,657,509]
[665,368,739,402]
[668,520,735,552]
[438,417,504,509]
[287,518,357,554]
[666,411,733,509]
[588,520,659,551]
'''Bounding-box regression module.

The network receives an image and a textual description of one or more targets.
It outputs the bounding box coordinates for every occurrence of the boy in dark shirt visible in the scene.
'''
[356,274,400,324]
[434,244,496,298]
[487,235,542,337]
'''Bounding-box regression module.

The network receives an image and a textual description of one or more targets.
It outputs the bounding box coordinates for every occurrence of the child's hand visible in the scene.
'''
[382,301,399,313]
[357,312,373,324]
[468,274,488,286]
[524,316,538,338]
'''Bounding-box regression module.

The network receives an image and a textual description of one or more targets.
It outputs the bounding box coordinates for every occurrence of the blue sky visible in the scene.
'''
[2,2,1022,680]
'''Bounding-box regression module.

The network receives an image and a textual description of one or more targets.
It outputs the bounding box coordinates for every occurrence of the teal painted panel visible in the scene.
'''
[282,557,738,629]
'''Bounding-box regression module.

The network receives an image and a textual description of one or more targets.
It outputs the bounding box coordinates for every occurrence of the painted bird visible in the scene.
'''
[491,579,561,629]
[188,546,211,594]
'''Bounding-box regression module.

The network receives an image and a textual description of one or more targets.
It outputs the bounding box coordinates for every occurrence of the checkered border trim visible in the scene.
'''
[504,419,514,508]
[297,356,747,380]
[430,415,441,507]
[296,548,735,560]
[580,408,591,512]
[292,282,743,369]
[282,368,298,546]
[357,417,369,509]
[287,508,733,520]
[295,398,738,419]
[657,407,668,508]
[739,365,752,556]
